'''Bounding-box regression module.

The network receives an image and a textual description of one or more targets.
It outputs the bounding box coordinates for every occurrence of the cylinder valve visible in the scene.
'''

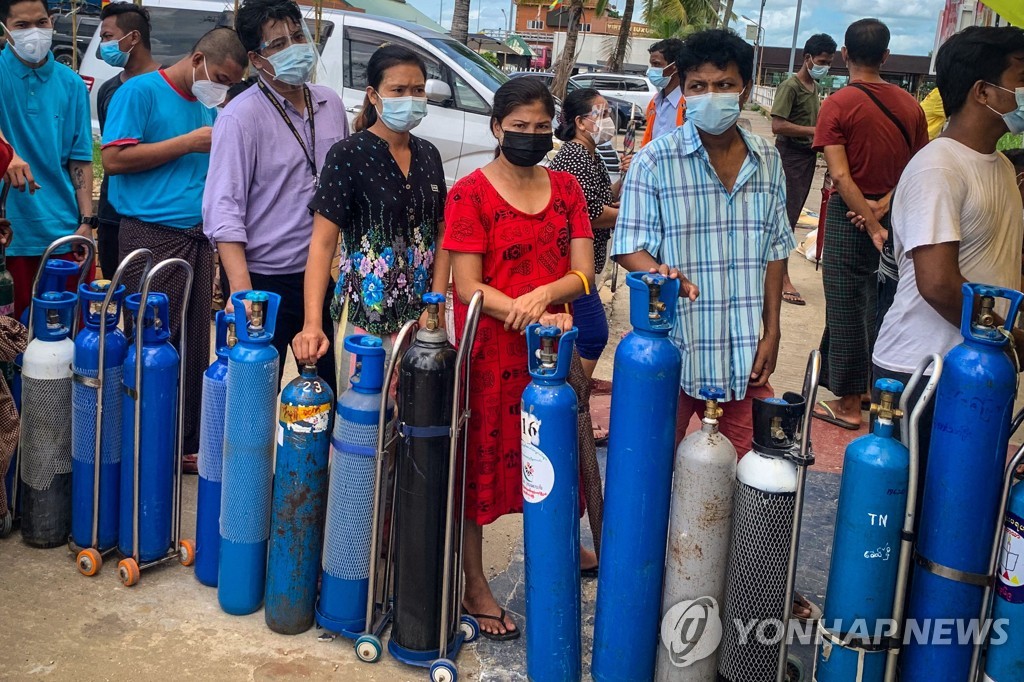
[869,379,905,422]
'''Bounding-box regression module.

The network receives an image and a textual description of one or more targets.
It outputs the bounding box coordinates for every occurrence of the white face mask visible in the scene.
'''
[1,23,53,64]
[586,115,616,146]
[191,57,229,108]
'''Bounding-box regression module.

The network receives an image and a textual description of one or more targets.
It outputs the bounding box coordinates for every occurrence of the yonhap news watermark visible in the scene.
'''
[660,597,1010,668]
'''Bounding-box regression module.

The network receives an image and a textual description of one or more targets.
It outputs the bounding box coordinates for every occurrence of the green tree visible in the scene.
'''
[605,0,633,73]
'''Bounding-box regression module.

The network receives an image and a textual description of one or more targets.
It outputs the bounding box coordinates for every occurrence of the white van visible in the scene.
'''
[79,0,511,185]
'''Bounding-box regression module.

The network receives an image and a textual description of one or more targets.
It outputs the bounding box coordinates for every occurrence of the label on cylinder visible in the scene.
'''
[997,510,1024,604]
[280,402,331,431]
[521,442,554,504]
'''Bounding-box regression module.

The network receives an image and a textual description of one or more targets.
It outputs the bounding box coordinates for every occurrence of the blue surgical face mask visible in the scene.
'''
[986,82,1024,135]
[264,43,315,86]
[99,32,135,68]
[685,89,745,136]
[809,64,829,80]
[374,92,428,133]
[647,62,675,90]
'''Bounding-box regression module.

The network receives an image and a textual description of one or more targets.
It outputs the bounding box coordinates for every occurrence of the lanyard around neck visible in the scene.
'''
[258,79,317,178]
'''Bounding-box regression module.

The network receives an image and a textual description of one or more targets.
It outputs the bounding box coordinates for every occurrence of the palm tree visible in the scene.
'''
[550,0,585,99]
[451,0,470,44]
[605,0,633,73]
[642,0,717,31]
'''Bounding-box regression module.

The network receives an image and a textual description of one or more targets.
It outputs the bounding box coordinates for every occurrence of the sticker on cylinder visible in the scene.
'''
[522,442,555,503]
[996,510,1024,604]
[280,402,331,433]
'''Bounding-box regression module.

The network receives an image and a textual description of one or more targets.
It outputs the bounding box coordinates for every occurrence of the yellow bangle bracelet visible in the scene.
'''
[569,269,591,295]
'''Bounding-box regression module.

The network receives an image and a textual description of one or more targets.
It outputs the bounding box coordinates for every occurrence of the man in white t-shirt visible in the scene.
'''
[871,25,1024,463]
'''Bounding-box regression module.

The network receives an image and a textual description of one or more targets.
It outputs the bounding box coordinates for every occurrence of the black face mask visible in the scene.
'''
[500,131,554,167]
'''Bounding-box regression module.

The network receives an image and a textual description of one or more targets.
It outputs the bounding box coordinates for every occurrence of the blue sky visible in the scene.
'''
[406,0,946,56]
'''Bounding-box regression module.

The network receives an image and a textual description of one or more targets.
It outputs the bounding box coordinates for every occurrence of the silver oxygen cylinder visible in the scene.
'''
[657,387,736,680]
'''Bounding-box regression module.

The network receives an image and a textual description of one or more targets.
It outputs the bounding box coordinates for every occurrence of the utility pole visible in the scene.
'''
[787,0,803,74]
[754,0,766,84]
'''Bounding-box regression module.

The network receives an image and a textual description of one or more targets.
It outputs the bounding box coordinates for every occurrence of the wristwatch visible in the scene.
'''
[79,214,99,229]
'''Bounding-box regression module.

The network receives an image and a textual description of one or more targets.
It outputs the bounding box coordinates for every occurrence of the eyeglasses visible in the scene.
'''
[258,30,308,55]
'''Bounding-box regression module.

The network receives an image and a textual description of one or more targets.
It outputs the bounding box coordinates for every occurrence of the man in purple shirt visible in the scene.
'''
[203,0,348,393]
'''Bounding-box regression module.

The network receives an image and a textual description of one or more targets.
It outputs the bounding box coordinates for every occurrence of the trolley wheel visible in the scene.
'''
[0,513,11,538]
[429,659,457,682]
[178,539,195,567]
[786,654,805,682]
[118,558,140,587]
[459,614,480,643]
[76,548,103,577]
[354,635,382,663]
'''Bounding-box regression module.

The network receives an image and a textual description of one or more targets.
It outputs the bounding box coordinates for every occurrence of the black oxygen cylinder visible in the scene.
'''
[391,294,458,655]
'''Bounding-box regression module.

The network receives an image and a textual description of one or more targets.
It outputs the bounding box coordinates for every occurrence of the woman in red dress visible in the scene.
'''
[445,77,595,640]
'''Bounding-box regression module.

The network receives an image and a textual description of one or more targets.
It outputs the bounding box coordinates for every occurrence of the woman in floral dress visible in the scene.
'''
[293,45,449,368]
[445,77,595,640]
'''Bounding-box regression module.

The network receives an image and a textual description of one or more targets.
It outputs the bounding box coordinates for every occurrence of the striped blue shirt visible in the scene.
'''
[611,120,794,401]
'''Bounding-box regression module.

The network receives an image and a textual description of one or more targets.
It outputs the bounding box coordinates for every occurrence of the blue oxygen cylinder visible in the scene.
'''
[815,379,909,681]
[218,290,281,616]
[194,311,234,587]
[522,324,581,682]
[984,477,1024,681]
[119,293,179,562]
[19,291,77,548]
[903,284,1023,681]
[265,365,334,635]
[317,334,390,637]
[593,272,682,682]
[71,280,128,553]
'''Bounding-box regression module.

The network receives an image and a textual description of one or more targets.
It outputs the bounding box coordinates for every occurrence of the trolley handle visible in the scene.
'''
[777,349,821,682]
[86,248,154,551]
[884,353,942,682]
[27,235,97,344]
[130,258,193,563]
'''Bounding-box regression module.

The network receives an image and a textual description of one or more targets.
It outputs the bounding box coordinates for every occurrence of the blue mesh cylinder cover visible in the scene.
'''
[904,284,1023,681]
[219,291,281,616]
[522,325,581,682]
[20,291,77,548]
[389,314,460,659]
[265,365,334,635]
[195,311,232,587]
[593,273,682,682]
[816,379,908,681]
[984,479,1024,681]
[71,281,127,552]
[317,335,390,636]
[118,293,179,562]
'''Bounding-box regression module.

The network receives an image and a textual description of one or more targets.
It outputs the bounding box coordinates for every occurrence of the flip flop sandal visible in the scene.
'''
[581,564,599,579]
[783,290,807,306]
[793,592,822,623]
[468,608,521,641]
[593,425,609,446]
[812,400,861,431]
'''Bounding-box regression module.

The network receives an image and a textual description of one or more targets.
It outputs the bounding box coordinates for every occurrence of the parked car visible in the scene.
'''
[571,72,658,114]
[509,71,645,133]
[50,8,100,69]
[80,0,513,186]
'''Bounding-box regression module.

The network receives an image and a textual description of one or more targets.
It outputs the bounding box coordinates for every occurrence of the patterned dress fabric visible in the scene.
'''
[310,130,447,336]
[444,168,593,526]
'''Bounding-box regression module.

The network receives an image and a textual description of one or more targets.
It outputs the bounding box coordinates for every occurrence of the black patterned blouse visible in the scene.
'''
[310,130,447,335]
[549,140,613,271]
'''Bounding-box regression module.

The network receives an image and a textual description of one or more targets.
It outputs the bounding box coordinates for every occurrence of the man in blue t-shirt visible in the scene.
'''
[102,26,246,463]
[0,0,95,317]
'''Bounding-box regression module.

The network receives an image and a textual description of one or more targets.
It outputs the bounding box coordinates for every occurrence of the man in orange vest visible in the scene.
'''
[641,38,685,147]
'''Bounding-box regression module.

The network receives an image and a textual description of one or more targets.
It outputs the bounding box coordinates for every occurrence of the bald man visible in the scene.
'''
[102,27,247,467]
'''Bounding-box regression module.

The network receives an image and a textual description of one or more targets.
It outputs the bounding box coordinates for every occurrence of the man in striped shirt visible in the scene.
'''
[612,28,795,456]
